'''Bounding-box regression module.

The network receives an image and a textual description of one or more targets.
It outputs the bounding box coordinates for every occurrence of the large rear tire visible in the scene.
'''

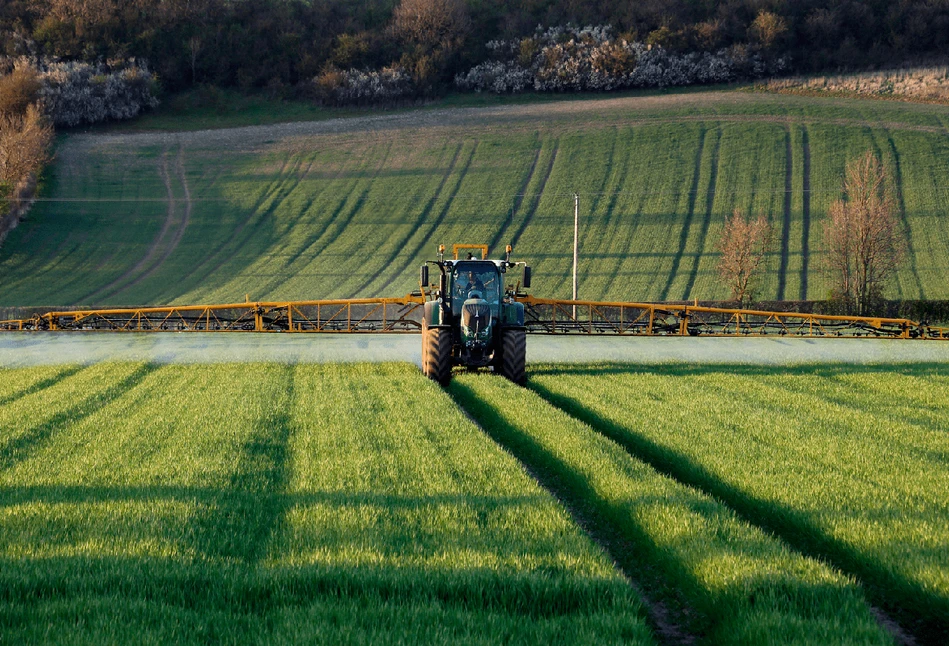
[500,328,526,385]
[423,327,452,386]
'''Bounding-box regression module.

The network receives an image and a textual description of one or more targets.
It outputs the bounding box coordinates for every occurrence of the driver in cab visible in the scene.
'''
[457,270,487,299]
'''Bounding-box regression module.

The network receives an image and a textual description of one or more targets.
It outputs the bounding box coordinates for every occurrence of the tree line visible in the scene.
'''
[2,0,948,97]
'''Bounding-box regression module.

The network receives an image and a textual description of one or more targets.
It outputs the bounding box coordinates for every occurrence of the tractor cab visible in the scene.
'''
[450,262,501,315]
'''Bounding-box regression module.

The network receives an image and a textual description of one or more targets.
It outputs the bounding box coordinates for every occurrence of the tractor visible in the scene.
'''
[419,244,531,386]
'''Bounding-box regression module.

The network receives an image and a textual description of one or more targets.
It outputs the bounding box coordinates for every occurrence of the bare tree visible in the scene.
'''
[717,209,773,307]
[824,150,904,315]
[391,0,470,52]
[0,103,53,222]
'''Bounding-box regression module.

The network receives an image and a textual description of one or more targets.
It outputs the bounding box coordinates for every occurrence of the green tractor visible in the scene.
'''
[419,244,532,386]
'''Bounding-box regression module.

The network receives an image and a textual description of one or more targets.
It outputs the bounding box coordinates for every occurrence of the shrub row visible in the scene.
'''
[28,59,160,127]
[455,25,787,94]
[312,65,414,106]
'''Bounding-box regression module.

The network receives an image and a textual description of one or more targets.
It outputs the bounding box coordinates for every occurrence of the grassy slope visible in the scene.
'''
[529,363,949,643]
[0,363,654,645]
[2,91,949,306]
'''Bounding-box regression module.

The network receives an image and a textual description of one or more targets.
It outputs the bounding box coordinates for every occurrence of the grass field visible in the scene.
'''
[2,359,948,643]
[2,90,949,306]
[529,363,949,643]
[0,362,655,644]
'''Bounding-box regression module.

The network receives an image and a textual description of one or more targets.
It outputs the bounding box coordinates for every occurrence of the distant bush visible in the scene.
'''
[0,67,42,117]
[29,59,160,127]
[456,25,787,94]
[313,65,413,106]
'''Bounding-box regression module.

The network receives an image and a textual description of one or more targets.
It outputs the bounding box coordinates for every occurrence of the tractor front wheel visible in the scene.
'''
[499,328,526,385]
[423,326,452,386]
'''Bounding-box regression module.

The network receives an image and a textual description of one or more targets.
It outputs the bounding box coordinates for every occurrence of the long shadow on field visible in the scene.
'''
[0,364,88,408]
[449,380,701,643]
[527,362,949,380]
[448,380,894,645]
[0,483,643,644]
[527,376,949,645]
[185,365,296,564]
[0,555,637,637]
[0,364,159,473]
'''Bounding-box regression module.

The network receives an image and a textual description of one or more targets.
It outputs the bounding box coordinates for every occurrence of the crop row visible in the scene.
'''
[526,362,949,644]
[0,363,652,644]
[3,94,949,307]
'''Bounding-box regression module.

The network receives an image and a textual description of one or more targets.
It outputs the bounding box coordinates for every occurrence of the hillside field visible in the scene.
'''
[1,361,948,643]
[1,90,949,307]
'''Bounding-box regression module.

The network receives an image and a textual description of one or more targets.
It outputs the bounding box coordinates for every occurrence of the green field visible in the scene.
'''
[2,361,949,644]
[2,90,949,307]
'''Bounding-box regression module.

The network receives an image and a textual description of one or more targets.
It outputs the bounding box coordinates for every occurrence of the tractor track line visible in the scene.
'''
[189,152,315,293]
[268,144,388,285]
[83,146,192,304]
[298,142,396,281]
[508,141,560,250]
[255,154,353,296]
[164,151,298,297]
[0,364,158,473]
[595,129,635,299]
[800,127,811,300]
[185,365,295,564]
[372,142,480,297]
[659,128,706,302]
[528,382,936,646]
[776,128,793,301]
[578,128,621,298]
[347,142,464,297]
[449,386,696,646]
[0,365,89,408]
[887,132,925,299]
[600,147,652,300]
[681,128,721,300]
[487,144,542,254]
[105,144,194,299]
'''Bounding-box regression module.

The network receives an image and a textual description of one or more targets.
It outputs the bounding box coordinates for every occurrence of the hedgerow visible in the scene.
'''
[456,25,787,94]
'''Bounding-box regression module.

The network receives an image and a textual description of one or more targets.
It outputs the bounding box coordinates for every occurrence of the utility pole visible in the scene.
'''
[573,192,579,319]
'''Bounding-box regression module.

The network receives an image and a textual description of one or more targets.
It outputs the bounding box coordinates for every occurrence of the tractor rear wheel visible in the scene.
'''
[500,328,526,385]
[423,327,452,386]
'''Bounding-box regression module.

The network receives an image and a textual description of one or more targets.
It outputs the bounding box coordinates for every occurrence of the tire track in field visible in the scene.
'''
[0,364,157,473]
[292,141,396,276]
[886,133,925,299]
[600,153,653,300]
[165,151,298,298]
[346,142,463,298]
[528,382,933,646]
[799,127,811,300]
[776,128,793,301]
[192,152,317,290]
[186,366,295,564]
[659,128,706,302]
[83,146,193,304]
[508,141,560,250]
[681,128,722,301]
[578,128,620,298]
[252,155,355,297]
[102,144,195,300]
[265,143,388,290]
[450,385,696,646]
[370,142,480,297]
[594,130,635,299]
[487,144,542,254]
